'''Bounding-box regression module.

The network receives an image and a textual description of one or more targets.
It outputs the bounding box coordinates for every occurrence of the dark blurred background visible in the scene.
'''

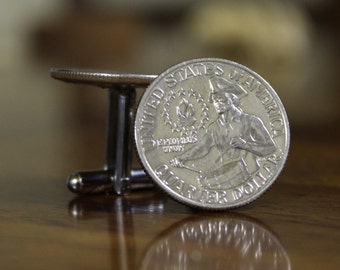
[0,0,339,184]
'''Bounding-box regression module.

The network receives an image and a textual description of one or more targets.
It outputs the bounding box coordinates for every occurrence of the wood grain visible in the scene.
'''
[0,127,339,270]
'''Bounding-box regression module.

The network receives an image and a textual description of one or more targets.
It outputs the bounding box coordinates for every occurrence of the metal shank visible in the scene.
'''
[105,85,135,194]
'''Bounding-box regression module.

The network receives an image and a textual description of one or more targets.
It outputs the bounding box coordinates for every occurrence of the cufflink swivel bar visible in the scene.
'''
[50,68,157,195]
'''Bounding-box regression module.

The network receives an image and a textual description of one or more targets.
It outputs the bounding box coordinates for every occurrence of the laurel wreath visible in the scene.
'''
[161,87,210,137]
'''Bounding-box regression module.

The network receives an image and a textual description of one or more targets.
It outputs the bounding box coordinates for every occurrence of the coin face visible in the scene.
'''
[135,58,290,209]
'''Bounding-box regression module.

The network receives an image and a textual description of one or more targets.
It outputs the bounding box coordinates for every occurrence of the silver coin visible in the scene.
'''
[135,58,290,210]
[50,68,157,88]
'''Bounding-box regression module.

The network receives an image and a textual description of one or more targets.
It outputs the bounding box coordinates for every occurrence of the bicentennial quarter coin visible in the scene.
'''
[135,58,290,209]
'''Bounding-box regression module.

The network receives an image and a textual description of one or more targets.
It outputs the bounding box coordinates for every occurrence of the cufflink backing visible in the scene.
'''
[51,68,157,195]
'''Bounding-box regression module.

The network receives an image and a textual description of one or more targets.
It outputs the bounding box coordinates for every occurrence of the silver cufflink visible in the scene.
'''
[51,58,289,210]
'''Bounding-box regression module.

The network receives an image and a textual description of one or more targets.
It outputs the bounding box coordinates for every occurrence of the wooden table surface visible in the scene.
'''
[0,126,339,270]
